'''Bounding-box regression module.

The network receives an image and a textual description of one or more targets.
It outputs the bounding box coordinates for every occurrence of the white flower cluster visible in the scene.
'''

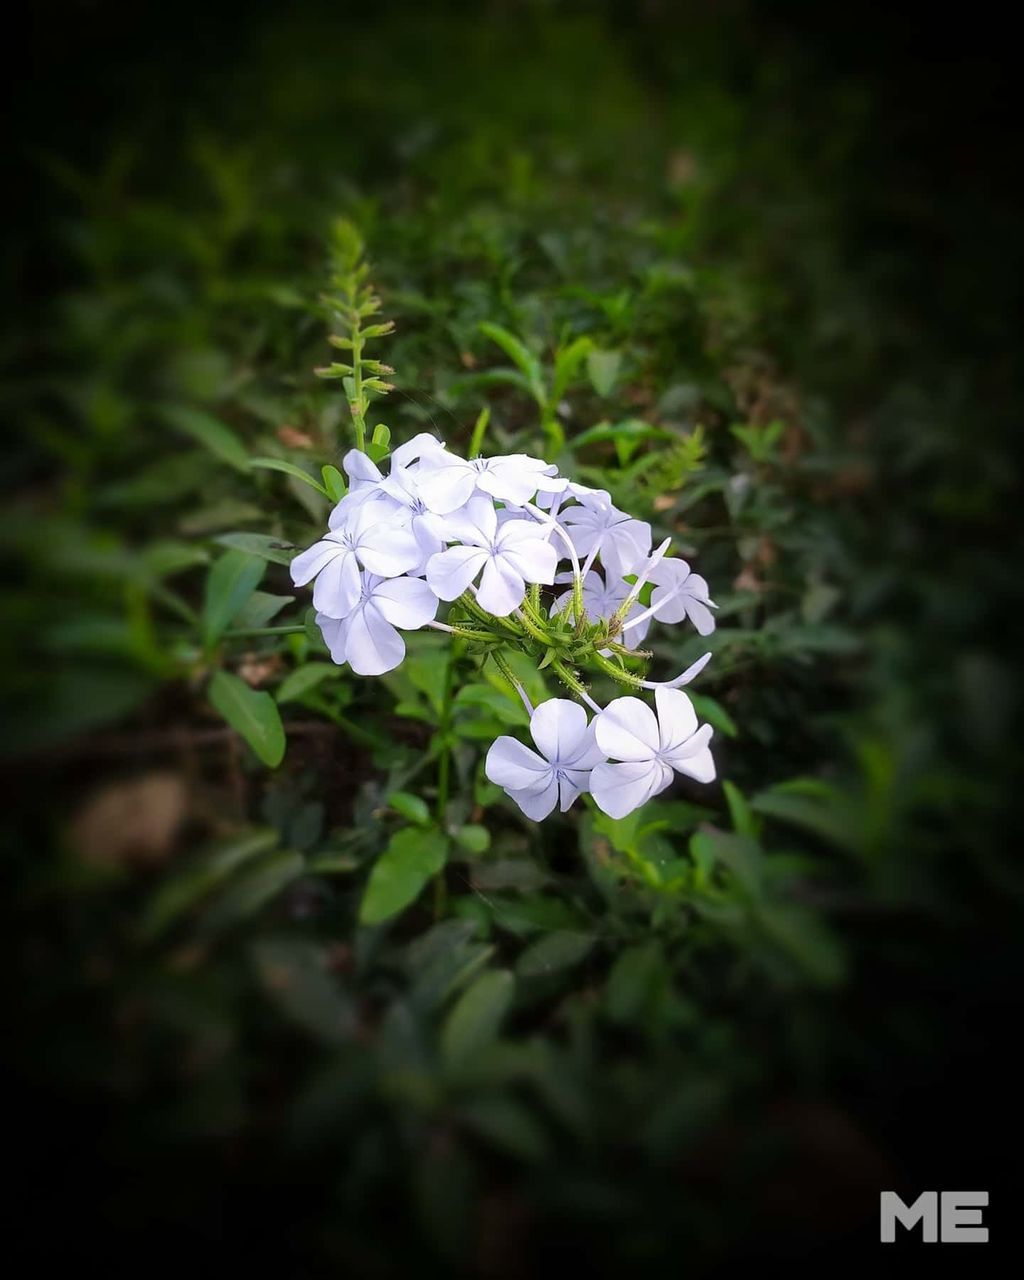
[291,433,719,819]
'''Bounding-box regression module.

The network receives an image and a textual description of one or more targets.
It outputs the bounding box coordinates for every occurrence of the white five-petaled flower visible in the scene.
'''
[560,494,652,576]
[290,503,422,618]
[485,698,605,820]
[415,450,566,514]
[648,557,718,635]
[316,573,438,675]
[589,688,715,818]
[553,569,650,650]
[425,496,558,616]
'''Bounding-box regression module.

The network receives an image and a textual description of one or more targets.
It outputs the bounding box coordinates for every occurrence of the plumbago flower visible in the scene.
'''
[316,574,438,675]
[290,434,723,818]
[589,689,716,819]
[426,496,558,616]
[485,699,604,819]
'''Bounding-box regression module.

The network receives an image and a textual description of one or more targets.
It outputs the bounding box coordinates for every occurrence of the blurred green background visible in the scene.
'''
[3,1,1021,1273]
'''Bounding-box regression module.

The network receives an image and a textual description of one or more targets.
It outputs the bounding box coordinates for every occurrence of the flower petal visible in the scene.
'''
[391,432,445,468]
[663,723,716,783]
[687,597,717,636]
[311,550,362,618]
[415,455,477,513]
[355,522,421,577]
[557,769,591,812]
[589,759,673,818]
[290,537,343,587]
[654,687,699,755]
[476,555,526,615]
[485,737,551,790]
[342,601,405,675]
[371,575,439,629]
[529,698,589,764]
[507,775,560,821]
[499,537,558,587]
[315,612,348,665]
[602,518,652,576]
[443,494,497,546]
[594,696,660,761]
[425,545,488,600]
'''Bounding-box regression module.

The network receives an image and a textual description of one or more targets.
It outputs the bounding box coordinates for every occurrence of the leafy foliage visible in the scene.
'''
[4,2,1019,1272]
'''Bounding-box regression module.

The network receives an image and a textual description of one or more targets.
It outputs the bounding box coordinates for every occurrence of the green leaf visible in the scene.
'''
[479,322,545,402]
[606,941,671,1026]
[202,550,266,645]
[140,828,279,938]
[586,347,622,397]
[454,824,491,854]
[208,670,286,767]
[387,791,432,827]
[722,780,759,838]
[249,456,330,496]
[458,1097,549,1162]
[231,591,291,630]
[276,662,342,704]
[213,532,297,566]
[203,849,304,928]
[552,335,594,400]
[441,969,514,1069]
[516,930,594,978]
[321,465,347,502]
[359,827,448,924]
[251,938,355,1044]
[159,404,249,472]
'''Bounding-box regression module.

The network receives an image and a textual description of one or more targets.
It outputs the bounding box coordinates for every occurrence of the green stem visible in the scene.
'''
[433,641,458,920]
[223,625,306,638]
[591,650,646,689]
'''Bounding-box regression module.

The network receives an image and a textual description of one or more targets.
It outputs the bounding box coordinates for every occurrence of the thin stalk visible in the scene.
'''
[223,625,307,638]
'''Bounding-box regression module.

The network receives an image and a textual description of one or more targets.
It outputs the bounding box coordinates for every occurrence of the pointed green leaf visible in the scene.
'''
[249,457,330,496]
[202,550,266,645]
[441,969,514,1069]
[160,404,249,472]
[208,670,286,766]
[359,827,448,924]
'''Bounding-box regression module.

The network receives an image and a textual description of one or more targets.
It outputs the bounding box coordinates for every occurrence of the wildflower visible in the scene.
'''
[416,450,565,513]
[486,698,604,819]
[560,493,652,576]
[589,688,715,818]
[316,573,438,675]
[426,496,558,616]
[291,503,422,617]
[649,557,718,635]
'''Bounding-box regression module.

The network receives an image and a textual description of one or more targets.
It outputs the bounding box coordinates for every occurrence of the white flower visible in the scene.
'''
[425,496,558,616]
[291,503,422,617]
[553,570,650,649]
[485,698,605,820]
[649,558,717,635]
[416,450,565,514]
[560,494,652,576]
[316,573,438,675]
[589,688,715,818]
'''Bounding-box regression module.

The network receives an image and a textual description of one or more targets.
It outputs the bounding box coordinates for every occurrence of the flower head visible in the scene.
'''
[425,496,557,615]
[589,688,715,818]
[649,557,718,635]
[560,494,652,576]
[291,502,421,617]
[416,450,565,514]
[486,698,604,819]
[316,573,438,675]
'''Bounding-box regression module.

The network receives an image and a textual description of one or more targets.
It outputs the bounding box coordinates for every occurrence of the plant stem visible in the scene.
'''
[433,640,458,919]
[223,625,307,637]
